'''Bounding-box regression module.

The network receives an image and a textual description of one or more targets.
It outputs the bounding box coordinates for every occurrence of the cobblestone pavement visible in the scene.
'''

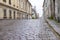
[0,18,59,40]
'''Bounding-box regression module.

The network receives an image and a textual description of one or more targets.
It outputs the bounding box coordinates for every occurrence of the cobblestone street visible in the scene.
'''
[0,17,59,40]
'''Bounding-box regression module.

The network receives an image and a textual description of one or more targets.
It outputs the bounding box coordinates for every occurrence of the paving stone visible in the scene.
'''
[0,18,59,40]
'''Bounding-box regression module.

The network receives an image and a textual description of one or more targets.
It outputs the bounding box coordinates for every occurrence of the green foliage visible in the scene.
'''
[32,17,35,19]
[48,16,53,20]
[48,17,60,23]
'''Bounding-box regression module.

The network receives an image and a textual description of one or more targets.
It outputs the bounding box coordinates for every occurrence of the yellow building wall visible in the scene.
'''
[17,0,20,9]
[0,0,7,5]
[27,2,29,13]
[15,0,17,8]
[0,0,3,3]
[0,0,32,19]
[11,0,15,7]
[7,9,9,19]
[0,8,4,19]
[15,11,17,19]
[30,6,32,14]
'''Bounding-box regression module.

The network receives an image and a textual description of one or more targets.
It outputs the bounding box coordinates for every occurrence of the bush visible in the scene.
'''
[48,16,53,20]
[32,17,35,19]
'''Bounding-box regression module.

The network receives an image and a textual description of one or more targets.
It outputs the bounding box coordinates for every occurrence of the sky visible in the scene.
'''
[29,0,44,17]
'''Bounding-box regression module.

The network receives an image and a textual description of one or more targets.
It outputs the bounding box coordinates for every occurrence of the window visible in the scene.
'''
[3,9,7,19]
[14,11,15,19]
[3,0,6,2]
[17,12,19,19]
[9,10,12,19]
[9,0,11,5]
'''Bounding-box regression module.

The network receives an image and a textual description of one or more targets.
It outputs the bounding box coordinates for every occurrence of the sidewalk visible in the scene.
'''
[46,19,60,36]
[0,20,16,26]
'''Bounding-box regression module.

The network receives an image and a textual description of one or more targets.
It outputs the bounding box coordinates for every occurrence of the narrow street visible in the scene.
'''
[0,17,59,40]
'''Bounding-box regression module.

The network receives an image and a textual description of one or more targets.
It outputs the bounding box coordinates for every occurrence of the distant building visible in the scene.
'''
[32,7,39,19]
[32,8,36,19]
[36,13,39,19]
[0,0,32,19]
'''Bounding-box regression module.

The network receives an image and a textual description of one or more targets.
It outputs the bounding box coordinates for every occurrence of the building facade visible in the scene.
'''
[55,0,60,22]
[27,1,32,19]
[32,7,39,19]
[32,8,36,19]
[43,0,60,22]
[43,0,51,19]
[32,8,37,19]
[0,0,32,19]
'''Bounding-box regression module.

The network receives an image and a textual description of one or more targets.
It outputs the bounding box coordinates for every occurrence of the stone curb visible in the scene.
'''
[45,19,60,39]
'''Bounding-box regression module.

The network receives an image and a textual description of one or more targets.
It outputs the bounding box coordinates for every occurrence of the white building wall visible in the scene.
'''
[43,0,51,18]
[55,0,60,21]
[55,0,58,19]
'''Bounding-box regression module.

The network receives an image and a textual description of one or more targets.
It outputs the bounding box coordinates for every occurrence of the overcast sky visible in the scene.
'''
[29,0,44,17]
